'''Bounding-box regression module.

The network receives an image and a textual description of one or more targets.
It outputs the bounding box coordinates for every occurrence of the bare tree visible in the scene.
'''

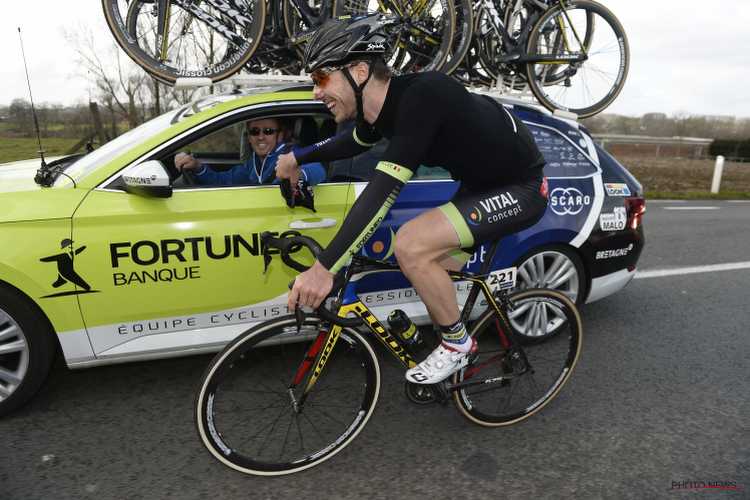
[62,25,148,130]
[8,99,33,135]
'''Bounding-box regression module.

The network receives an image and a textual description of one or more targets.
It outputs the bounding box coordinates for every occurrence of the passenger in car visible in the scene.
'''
[174,117,326,185]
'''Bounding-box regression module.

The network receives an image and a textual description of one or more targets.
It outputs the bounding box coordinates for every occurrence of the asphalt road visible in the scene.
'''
[1,200,749,500]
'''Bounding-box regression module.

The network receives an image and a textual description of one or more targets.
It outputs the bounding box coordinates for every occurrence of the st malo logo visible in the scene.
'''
[549,187,591,216]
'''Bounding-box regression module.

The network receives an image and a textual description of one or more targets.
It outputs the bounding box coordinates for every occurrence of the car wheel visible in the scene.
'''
[0,286,57,417]
[512,244,586,306]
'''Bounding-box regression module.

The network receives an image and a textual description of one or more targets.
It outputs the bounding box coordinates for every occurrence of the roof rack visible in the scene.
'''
[469,81,579,121]
[173,73,579,120]
[175,73,310,90]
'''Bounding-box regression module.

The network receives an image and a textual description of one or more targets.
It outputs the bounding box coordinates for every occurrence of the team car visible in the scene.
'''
[0,83,645,416]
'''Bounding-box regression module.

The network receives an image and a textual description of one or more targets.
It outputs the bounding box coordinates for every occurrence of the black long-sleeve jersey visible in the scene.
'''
[295,71,546,273]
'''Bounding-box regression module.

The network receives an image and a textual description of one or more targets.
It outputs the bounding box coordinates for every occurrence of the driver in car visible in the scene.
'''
[174,117,326,185]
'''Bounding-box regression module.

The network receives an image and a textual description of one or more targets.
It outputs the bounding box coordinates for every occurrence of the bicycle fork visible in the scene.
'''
[287,325,342,412]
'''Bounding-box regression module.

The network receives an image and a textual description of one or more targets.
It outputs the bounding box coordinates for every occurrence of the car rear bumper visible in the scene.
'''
[585,267,636,303]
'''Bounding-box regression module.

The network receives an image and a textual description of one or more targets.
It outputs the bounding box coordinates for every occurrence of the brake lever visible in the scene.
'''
[294,301,307,334]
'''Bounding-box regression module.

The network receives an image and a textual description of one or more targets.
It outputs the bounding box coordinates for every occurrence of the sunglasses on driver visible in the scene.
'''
[248,127,279,136]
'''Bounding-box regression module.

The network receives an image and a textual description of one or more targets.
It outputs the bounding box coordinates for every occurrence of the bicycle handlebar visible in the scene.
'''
[260,231,363,328]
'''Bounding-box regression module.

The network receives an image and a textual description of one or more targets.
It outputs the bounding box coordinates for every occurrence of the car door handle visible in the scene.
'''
[289,218,338,229]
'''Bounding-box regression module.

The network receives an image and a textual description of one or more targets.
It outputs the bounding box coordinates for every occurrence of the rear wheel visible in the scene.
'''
[513,244,586,306]
[102,0,266,84]
[195,315,380,475]
[452,289,581,426]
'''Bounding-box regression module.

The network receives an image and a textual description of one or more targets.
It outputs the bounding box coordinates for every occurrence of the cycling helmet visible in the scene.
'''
[303,15,389,73]
[304,15,390,122]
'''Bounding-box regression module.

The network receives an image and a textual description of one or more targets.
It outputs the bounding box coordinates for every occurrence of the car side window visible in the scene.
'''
[178,124,244,175]
[168,114,339,188]
[527,124,598,177]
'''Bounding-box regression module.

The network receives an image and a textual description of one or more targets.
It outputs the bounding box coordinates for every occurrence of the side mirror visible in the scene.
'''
[121,160,173,198]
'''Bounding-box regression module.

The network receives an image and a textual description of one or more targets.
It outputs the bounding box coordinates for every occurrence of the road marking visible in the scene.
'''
[662,207,720,210]
[635,261,750,279]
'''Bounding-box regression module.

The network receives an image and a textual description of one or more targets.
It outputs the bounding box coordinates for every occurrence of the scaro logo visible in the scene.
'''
[549,187,591,216]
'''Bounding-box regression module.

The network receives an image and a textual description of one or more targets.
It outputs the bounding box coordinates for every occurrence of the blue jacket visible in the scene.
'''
[194,142,326,185]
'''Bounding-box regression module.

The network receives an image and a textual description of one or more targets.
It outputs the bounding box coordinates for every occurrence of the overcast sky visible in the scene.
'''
[3,0,750,118]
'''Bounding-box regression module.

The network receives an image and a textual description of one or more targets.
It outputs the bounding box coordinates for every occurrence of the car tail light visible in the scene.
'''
[624,196,646,230]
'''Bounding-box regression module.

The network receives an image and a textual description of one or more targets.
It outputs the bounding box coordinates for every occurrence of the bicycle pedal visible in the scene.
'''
[468,351,479,365]
[426,383,450,406]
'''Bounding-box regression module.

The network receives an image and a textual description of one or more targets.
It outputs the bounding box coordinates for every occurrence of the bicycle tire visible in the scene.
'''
[102,0,266,84]
[195,315,380,475]
[452,288,581,426]
[332,0,455,74]
[474,0,528,89]
[524,0,629,117]
[440,0,474,75]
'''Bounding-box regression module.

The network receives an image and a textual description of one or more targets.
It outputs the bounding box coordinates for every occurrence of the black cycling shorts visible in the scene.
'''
[440,171,549,263]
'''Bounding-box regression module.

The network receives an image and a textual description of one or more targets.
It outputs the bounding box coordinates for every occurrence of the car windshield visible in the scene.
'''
[53,93,246,187]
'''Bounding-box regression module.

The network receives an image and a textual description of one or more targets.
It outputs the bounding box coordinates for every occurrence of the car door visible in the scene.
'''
[71,103,353,361]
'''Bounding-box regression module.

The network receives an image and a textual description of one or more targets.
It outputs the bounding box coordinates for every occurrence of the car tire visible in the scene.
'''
[512,244,586,306]
[0,285,57,417]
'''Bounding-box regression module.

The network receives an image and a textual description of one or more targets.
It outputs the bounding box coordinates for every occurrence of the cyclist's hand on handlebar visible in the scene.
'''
[275,153,302,185]
[288,260,334,312]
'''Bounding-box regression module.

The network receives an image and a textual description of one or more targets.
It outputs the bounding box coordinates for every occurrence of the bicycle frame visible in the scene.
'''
[293,239,533,406]
[477,0,588,65]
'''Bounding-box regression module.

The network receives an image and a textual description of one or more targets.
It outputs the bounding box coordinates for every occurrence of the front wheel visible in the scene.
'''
[195,315,380,475]
[452,289,582,426]
[524,0,629,118]
[0,286,57,417]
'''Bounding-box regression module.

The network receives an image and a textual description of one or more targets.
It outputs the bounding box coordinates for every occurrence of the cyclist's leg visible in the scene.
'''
[393,208,463,327]
[400,174,548,384]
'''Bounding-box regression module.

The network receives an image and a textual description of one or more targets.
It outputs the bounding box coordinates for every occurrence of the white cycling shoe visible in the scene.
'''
[405,339,478,385]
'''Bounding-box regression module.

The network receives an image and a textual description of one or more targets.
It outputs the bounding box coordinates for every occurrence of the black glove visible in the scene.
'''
[280,178,316,212]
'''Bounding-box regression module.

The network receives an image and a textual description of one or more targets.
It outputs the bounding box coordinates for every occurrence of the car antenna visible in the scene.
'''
[18,27,53,187]
[86,71,95,153]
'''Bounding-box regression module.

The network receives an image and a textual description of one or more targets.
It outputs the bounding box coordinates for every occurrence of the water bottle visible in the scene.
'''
[387,309,426,354]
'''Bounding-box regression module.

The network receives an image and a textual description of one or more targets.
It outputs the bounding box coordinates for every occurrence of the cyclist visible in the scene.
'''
[275,15,549,384]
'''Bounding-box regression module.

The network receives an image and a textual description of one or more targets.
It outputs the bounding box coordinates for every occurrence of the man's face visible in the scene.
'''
[312,68,358,124]
[247,118,282,159]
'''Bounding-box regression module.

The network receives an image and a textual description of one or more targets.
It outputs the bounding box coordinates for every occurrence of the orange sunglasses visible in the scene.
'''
[310,61,361,88]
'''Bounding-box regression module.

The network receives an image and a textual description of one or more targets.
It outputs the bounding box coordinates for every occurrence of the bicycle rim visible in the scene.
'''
[452,289,581,426]
[440,0,473,75]
[103,0,265,84]
[195,316,380,475]
[525,0,629,118]
[333,0,455,74]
